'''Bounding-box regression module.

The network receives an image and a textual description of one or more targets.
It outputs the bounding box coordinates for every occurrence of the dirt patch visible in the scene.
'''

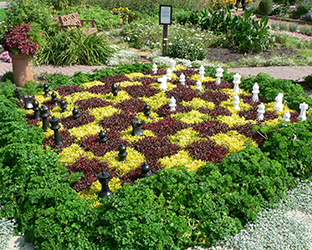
[206,46,298,63]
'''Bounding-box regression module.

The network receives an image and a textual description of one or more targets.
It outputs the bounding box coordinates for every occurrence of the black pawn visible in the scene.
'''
[32,99,40,120]
[118,144,127,161]
[140,162,151,178]
[14,88,23,102]
[60,99,68,112]
[143,104,151,120]
[23,94,33,110]
[98,172,112,198]
[43,83,50,97]
[51,92,58,106]
[49,116,63,146]
[99,130,108,143]
[39,105,50,132]
[72,107,80,120]
[131,119,145,136]
[112,83,118,96]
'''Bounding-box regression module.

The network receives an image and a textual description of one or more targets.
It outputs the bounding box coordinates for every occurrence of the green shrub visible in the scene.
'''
[37,29,113,66]
[299,25,312,36]
[258,0,273,16]
[4,0,57,35]
[258,118,312,179]
[288,23,298,32]
[43,0,85,11]
[279,22,288,31]
[58,5,122,31]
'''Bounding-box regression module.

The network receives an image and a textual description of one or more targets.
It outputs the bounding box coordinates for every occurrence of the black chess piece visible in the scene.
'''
[23,94,34,110]
[99,130,108,143]
[14,88,23,102]
[72,107,80,120]
[143,104,151,120]
[131,119,145,136]
[60,99,68,112]
[98,171,112,198]
[51,92,58,106]
[118,144,127,161]
[49,116,63,146]
[112,83,118,96]
[140,162,151,178]
[43,83,50,97]
[32,99,40,120]
[39,105,50,132]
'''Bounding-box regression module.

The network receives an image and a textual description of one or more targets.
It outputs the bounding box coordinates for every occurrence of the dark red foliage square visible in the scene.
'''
[75,97,112,111]
[192,120,230,137]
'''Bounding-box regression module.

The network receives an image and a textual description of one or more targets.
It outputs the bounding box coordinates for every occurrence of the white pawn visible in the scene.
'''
[257,103,265,121]
[215,67,224,85]
[298,102,308,121]
[158,76,167,90]
[282,111,291,122]
[196,80,202,92]
[179,73,185,86]
[273,93,284,112]
[199,65,205,80]
[233,94,240,110]
[152,63,158,74]
[252,83,259,102]
[166,68,172,80]
[170,59,176,71]
[169,96,176,112]
[233,73,241,94]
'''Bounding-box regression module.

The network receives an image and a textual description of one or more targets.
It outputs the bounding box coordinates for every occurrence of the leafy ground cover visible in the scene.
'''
[1,63,312,249]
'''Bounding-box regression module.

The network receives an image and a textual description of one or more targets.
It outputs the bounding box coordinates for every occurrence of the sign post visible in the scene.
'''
[159,5,172,56]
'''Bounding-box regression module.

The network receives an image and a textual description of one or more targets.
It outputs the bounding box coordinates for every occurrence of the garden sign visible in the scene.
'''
[159,5,172,56]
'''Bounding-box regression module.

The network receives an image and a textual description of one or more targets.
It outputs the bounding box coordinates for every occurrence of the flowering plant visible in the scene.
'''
[2,23,44,56]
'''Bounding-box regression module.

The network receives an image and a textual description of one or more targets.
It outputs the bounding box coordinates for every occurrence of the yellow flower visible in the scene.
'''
[116,81,142,87]
[100,147,145,176]
[65,92,102,105]
[172,110,209,124]
[102,91,132,103]
[125,72,146,79]
[80,81,105,90]
[211,130,257,153]
[181,98,215,110]
[190,75,216,82]
[69,122,103,141]
[60,143,95,164]
[151,82,177,91]
[168,128,200,147]
[120,126,155,143]
[88,106,121,122]
[216,113,256,127]
[140,92,170,110]
[159,150,206,172]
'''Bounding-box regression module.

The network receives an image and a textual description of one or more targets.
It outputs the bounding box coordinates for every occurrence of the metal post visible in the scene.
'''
[162,24,168,56]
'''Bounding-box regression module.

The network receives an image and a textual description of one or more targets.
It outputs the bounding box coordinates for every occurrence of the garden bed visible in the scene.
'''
[1,63,312,249]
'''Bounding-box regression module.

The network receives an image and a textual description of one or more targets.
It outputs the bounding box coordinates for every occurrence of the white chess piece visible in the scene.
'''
[233,94,240,110]
[170,60,176,71]
[298,102,308,121]
[215,67,224,85]
[166,68,172,80]
[282,111,291,122]
[273,93,284,112]
[152,63,158,74]
[257,103,265,121]
[233,73,241,94]
[252,83,259,102]
[179,73,185,86]
[199,65,205,80]
[158,76,167,90]
[196,80,203,92]
[169,96,176,112]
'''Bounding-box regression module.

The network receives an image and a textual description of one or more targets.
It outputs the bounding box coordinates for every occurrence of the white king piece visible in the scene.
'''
[298,102,308,121]
[199,65,205,80]
[215,67,224,85]
[233,73,241,94]
[252,83,259,102]
[273,93,284,112]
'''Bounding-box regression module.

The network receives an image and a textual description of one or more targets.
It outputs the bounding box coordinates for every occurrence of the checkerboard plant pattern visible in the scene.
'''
[24,66,299,206]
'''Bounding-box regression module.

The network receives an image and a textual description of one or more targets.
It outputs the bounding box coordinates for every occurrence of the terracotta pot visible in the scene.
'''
[10,53,34,87]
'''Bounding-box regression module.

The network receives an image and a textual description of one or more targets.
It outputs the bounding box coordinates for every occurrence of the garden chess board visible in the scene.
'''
[23,66,300,200]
